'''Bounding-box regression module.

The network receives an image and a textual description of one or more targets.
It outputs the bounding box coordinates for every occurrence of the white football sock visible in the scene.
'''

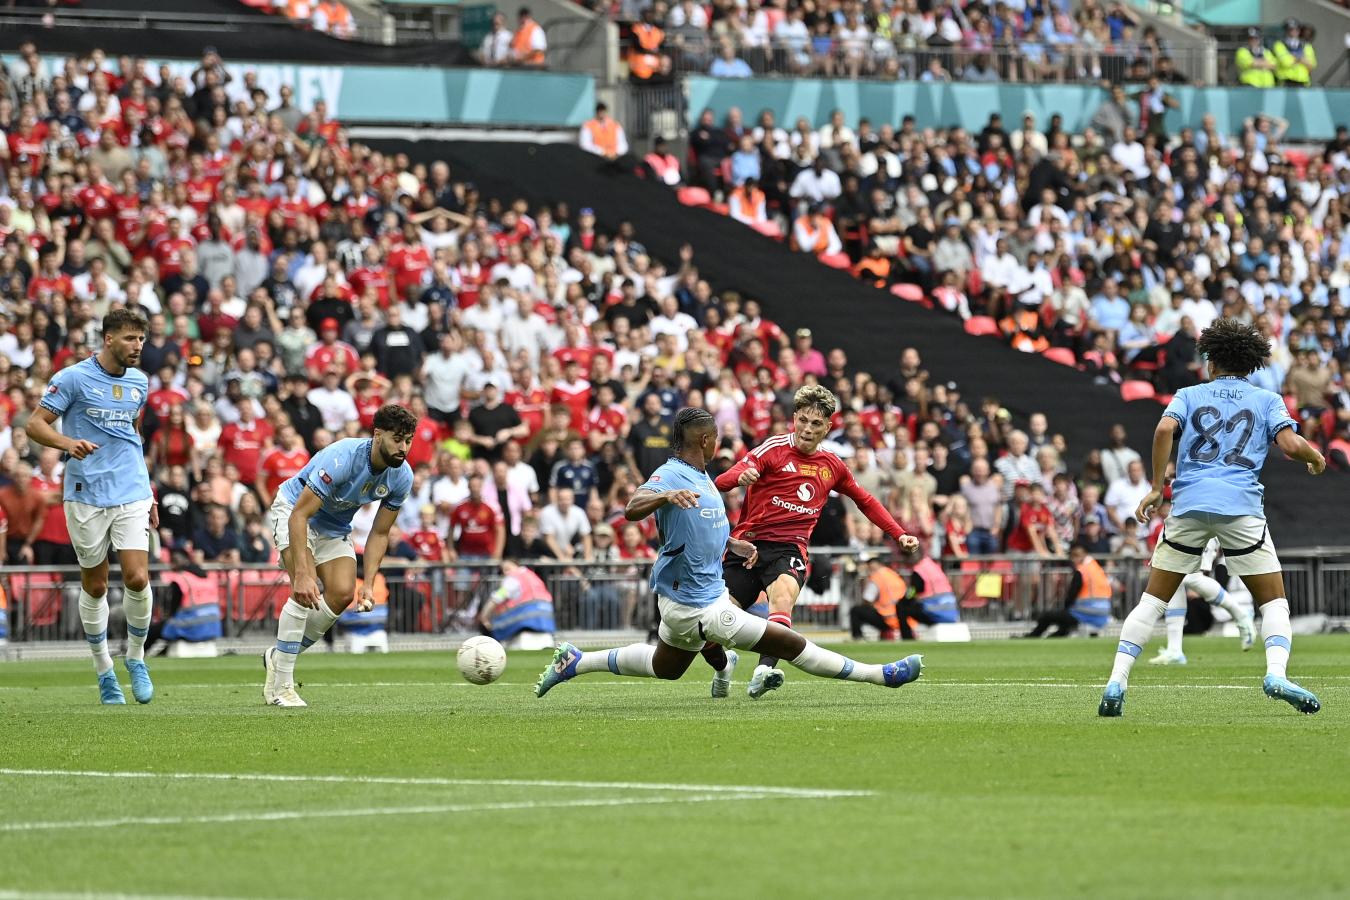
[1109,593,1167,688]
[1259,598,1291,679]
[274,599,308,683]
[123,585,153,662]
[790,640,888,685]
[576,644,655,677]
[79,590,114,675]
[1165,590,1186,655]
[301,600,339,651]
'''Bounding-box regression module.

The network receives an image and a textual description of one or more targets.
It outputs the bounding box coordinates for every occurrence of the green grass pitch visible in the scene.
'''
[3,636,1349,899]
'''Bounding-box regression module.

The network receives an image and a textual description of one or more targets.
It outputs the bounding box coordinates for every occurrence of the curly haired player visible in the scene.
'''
[1099,318,1325,717]
[709,385,919,699]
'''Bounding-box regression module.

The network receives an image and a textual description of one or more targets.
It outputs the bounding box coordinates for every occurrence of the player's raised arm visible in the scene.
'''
[286,486,325,608]
[713,453,758,491]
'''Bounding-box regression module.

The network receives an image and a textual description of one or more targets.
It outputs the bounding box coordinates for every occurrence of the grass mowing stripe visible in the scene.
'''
[0,891,253,900]
[0,767,872,798]
[0,793,780,833]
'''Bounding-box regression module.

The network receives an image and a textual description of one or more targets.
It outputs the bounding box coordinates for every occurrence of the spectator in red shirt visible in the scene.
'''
[152,216,195,281]
[29,448,75,566]
[550,358,592,426]
[304,318,361,382]
[408,504,450,562]
[405,395,445,470]
[217,398,274,489]
[1007,482,1064,556]
[258,424,310,507]
[197,288,239,344]
[451,473,505,560]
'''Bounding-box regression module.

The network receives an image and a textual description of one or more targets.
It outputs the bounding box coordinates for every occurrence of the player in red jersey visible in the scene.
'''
[712,384,919,698]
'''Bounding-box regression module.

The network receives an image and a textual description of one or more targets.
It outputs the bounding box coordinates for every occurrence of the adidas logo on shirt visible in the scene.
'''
[783,462,797,473]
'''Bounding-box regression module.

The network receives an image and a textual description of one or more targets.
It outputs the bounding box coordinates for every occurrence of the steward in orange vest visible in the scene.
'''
[579,102,629,160]
[153,550,223,649]
[851,555,940,641]
[511,8,547,67]
[728,178,767,224]
[628,8,665,81]
[644,135,682,186]
[1024,544,1113,637]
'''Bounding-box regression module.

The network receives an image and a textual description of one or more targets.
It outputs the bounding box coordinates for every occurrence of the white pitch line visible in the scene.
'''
[0,891,254,900]
[0,792,756,834]
[0,679,1308,691]
[0,767,871,799]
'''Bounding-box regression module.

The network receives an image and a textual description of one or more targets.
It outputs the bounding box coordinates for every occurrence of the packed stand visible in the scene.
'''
[661,84,1350,459]
[619,0,1199,84]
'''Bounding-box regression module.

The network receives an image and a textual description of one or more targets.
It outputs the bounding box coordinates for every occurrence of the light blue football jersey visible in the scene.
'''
[1163,376,1296,518]
[39,357,151,507]
[640,457,730,608]
[278,437,413,537]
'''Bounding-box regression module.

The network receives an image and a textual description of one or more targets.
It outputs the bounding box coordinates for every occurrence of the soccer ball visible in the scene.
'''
[457,636,507,685]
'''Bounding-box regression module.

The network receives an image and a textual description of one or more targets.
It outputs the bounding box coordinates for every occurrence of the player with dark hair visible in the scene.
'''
[534,407,923,699]
[262,403,417,707]
[1099,318,1326,717]
[28,309,158,704]
[709,384,919,698]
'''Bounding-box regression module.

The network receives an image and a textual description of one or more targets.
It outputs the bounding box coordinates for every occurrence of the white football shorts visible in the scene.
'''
[268,495,357,567]
[1151,513,1279,577]
[657,591,768,652]
[65,497,154,568]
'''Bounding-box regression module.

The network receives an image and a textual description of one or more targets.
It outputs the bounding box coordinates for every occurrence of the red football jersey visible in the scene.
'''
[261,447,310,497]
[218,420,274,485]
[714,431,905,554]
[450,500,501,556]
[408,528,445,562]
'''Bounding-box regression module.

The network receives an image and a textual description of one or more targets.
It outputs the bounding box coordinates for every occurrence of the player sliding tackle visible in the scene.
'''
[1099,319,1325,717]
[710,385,919,698]
[536,408,923,698]
[262,405,416,707]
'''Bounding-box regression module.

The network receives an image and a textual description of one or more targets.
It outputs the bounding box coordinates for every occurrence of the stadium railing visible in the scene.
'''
[2,549,1348,644]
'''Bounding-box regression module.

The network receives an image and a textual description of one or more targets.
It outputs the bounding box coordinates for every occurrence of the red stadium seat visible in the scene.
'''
[963,316,1000,337]
[1120,380,1157,402]
[1156,393,1174,406]
[889,283,925,303]
[706,203,729,216]
[1042,347,1076,367]
[749,220,782,239]
[676,187,711,207]
[818,252,851,269]
[1284,395,1299,419]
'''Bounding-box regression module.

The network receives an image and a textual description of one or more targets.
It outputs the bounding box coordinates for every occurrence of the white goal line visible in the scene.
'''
[0,767,872,799]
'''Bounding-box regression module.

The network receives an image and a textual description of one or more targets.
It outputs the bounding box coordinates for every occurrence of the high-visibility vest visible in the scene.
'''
[794,216,831,253]
[512,20,545,66]
[0,581,7,640]
[1070,556,1112,629]
[491,566,556,641]
[867,566,906,632]
[584,117,621,158]
[286,0,313,21]
[629,23,664,80]
[1235,47,1276,88]
[913,557,959,623]
[316,1,352,33]
[161,571,223,642]
[645,152,681,185]
[339,574,389,635]
[1273,39,1315,85]
[729,185,766,223]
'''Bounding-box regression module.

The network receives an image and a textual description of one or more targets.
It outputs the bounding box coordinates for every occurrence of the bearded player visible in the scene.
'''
[711,385,919,699]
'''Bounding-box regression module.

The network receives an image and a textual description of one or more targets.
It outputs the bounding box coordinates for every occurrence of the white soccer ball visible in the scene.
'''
[457,636,507,685]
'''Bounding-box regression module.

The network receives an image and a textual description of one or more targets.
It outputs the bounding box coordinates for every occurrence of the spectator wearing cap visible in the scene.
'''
[1273,18,1315,86]
[1236,28,1276,87]
[305,318,360,382]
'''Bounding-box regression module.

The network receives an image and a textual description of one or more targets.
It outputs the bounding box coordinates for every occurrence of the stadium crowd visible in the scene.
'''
[653,85,1350,455]
[620,0,1173,83]
[0,40,1344,615]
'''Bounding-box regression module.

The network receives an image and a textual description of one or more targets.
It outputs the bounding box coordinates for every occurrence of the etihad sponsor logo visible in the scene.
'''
[771,495,818,515]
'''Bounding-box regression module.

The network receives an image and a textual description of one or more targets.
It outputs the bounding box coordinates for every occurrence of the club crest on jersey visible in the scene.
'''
[130,388,142,402]
[112,385,123,400]
[375,485,389,498]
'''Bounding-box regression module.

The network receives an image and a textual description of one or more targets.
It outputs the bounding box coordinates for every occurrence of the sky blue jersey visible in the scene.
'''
[640,457,730,608]
[1163,376,1296,518]
[278,438,413,538]
[39,357,151,507]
